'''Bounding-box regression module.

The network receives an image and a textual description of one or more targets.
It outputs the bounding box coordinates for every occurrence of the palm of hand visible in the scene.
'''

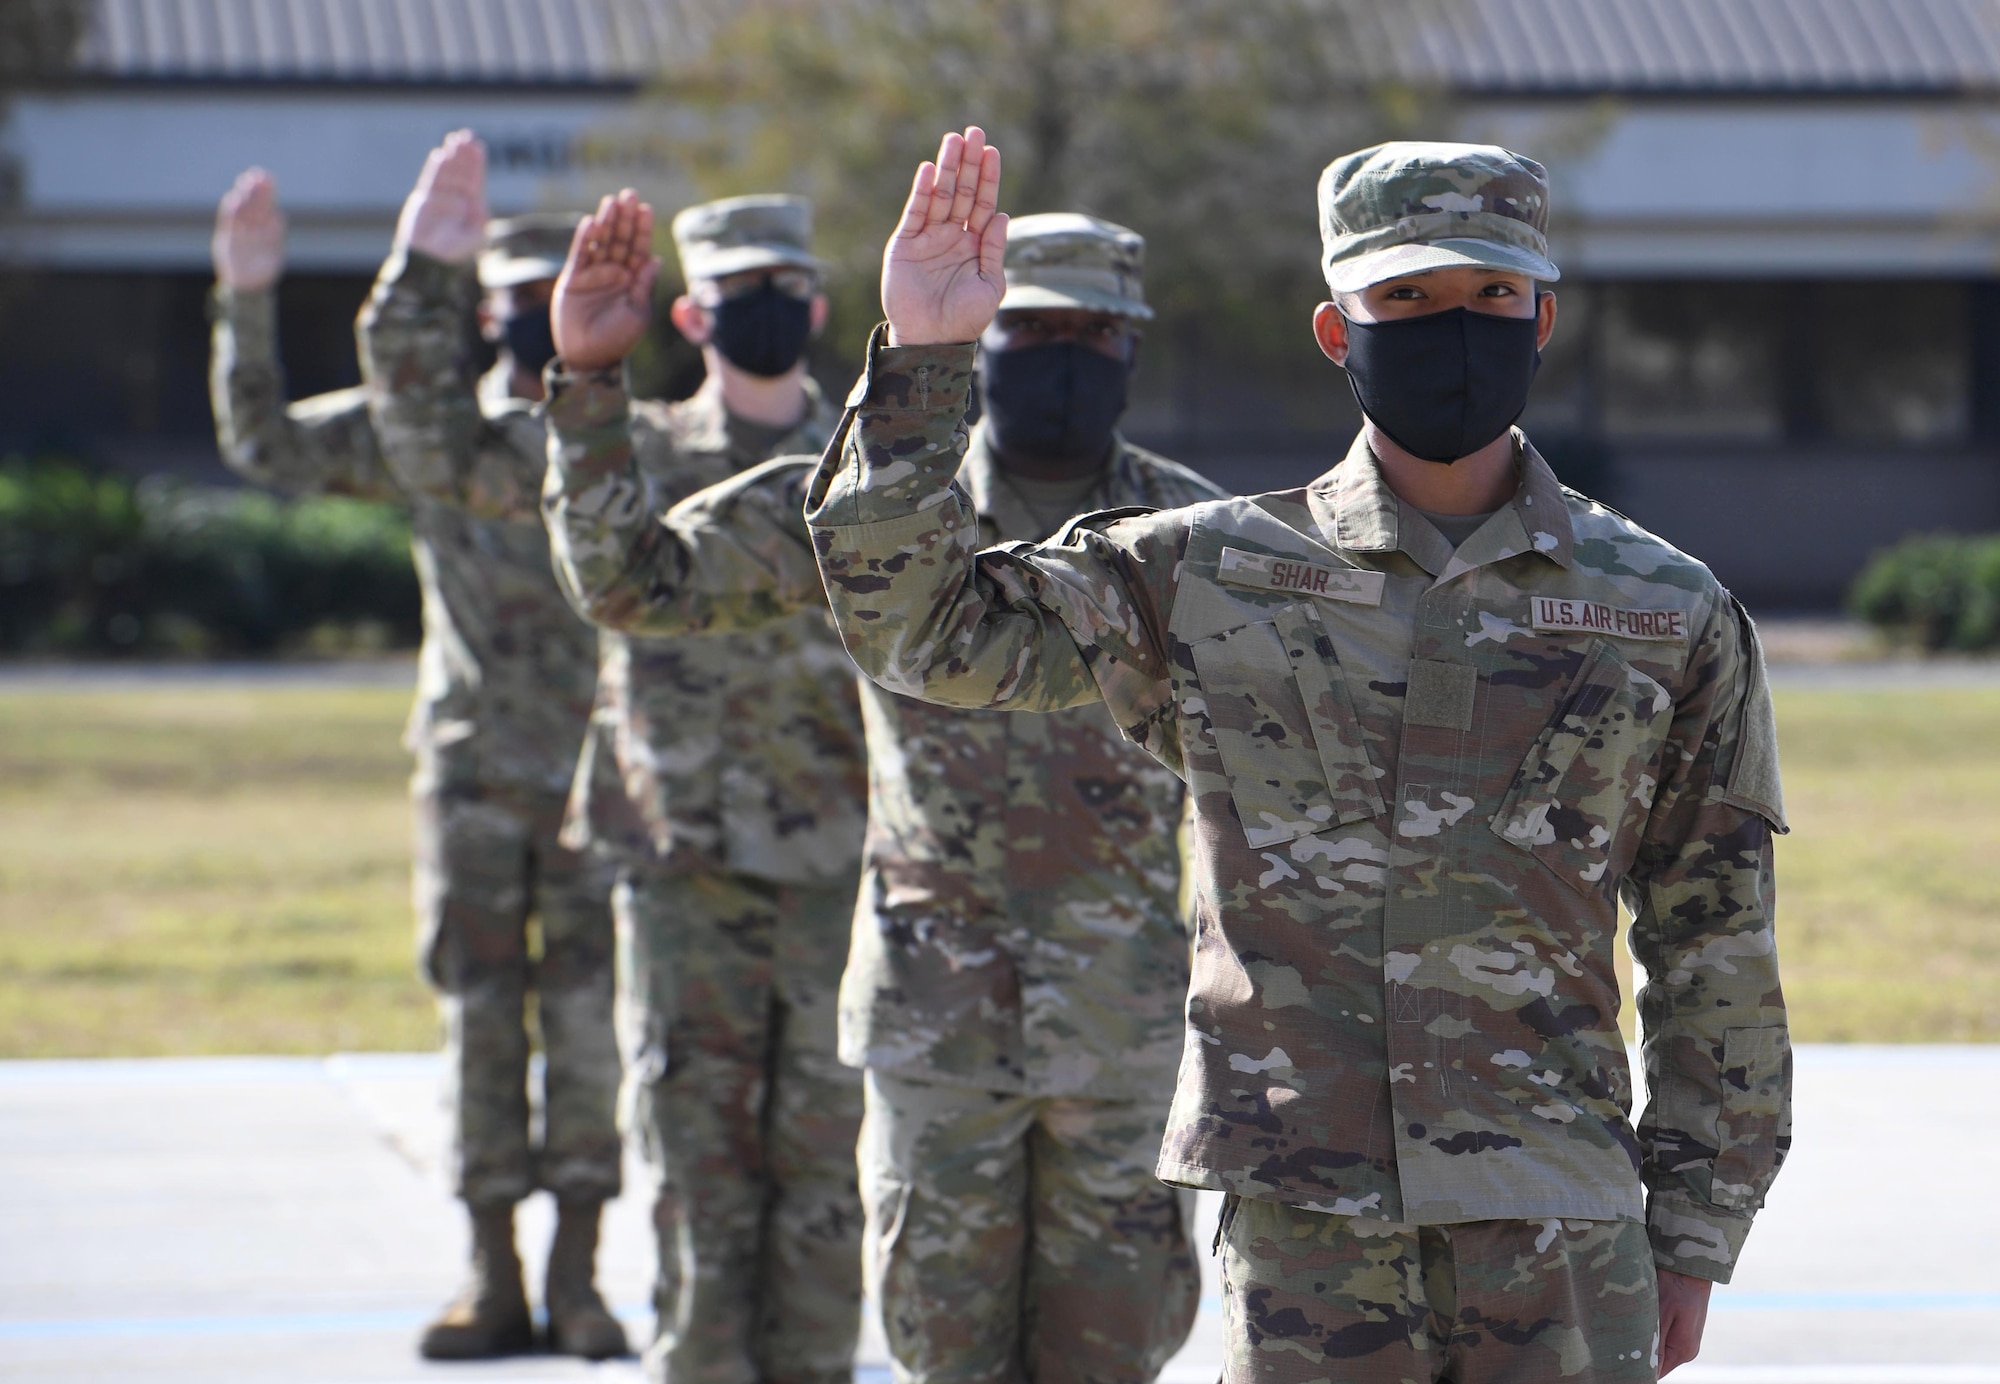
[406,190,485,264]
[557,261,648,365]
[219,217,283,290]
[884,223,1003,346]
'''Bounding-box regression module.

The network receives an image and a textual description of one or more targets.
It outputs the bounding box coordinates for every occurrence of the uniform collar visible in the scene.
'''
[676,374,834,464]
[961,421,1146,543]
[1306,427,1574,578]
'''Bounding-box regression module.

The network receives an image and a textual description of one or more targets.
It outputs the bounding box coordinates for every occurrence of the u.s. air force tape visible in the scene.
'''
[1530,596,1688,642]
[1217,547,1385,606]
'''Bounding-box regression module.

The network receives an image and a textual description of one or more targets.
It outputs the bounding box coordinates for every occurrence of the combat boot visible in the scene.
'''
[544,1197,628,1359]
[418,1201,535,1359]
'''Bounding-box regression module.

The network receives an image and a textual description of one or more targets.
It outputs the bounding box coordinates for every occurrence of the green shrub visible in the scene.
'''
[1849,533,2000,652]
[0,456,419,657]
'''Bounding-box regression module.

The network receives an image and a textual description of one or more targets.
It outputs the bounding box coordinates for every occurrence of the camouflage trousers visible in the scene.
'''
[615,864,865,1384]
[1218,1195,1659,1384]
[860,1070,1201,1384]
[412,767,622,1208]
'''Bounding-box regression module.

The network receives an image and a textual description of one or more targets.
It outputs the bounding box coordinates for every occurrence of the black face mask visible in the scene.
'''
[1339,306,1541,463]
[500,303,558,375]
[979,341,1129,466]
[709,281,814,378]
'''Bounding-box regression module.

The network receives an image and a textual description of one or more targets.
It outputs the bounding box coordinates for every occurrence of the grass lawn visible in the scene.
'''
[0,678,1995,1056]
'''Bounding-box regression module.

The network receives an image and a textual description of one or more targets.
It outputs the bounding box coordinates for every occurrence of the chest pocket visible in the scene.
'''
[1490,638,1675,893]
[1188,602,1384,848]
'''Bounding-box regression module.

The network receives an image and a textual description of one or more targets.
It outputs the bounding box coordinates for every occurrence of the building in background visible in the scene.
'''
[7,0,2000,607]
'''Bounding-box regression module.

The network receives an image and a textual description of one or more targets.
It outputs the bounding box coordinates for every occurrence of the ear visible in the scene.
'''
[1313,301,1349,365]
[1535,290,1558,351]
[476,297,500,344]
[669,294,710,346]
[810,292,830,336]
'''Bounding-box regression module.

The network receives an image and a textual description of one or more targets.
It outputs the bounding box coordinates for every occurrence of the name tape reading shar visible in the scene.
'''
[1219,547,1385,607]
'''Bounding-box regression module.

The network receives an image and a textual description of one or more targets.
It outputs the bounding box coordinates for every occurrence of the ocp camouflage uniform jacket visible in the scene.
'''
[358,252,865,886]
[804,335,1793,1284]
[210,277,594,794]
[544,365,1226,1101]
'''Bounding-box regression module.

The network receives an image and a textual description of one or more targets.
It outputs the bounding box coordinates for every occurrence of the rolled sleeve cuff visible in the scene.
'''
[853,329,977,413]
[383,246,476,301]
[1647,1191,1754,1284]
[808,325,977,527]
[209,284,277,352]
[542,364,633,484]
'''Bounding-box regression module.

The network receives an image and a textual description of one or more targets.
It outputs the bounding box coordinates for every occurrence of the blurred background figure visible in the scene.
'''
[360,172,873,1382]
[211,145,627,1362]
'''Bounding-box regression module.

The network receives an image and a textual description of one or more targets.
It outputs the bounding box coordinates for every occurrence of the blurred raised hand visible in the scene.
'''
[212,167,285,292]
[882,126,1007,346]
[394,129,489,265]
[552,189,660,372]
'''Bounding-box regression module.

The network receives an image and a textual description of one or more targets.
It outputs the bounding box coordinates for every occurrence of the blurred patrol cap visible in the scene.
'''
[671,194,821,282]
[1318,141,1559,295]
[478,213,580,289]
[999,213,1153,321]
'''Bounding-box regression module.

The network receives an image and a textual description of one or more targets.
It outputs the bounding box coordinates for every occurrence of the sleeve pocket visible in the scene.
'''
[1187,603,1383,848]
[1711,1024,1791,1210]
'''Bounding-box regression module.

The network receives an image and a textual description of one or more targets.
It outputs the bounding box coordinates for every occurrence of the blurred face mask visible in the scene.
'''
[500,303,558,374]
[708,279,814,378]
[1339,306,1541,463]
[979,342,1129,465]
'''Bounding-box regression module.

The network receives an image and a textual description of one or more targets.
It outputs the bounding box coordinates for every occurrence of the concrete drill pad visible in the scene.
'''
[2,1048,1995,1382]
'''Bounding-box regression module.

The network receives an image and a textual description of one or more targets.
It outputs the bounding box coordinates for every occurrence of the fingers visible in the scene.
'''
[927,130,965,228]
[946,127,986,225]
[965,141,1001,238]
[978,210,1009,284]
[627,195,655,271]
[894,160,937,240]
[630,255,662,310]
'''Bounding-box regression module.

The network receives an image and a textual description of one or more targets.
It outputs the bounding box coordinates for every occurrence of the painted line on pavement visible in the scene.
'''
[8,1291,1994,1342]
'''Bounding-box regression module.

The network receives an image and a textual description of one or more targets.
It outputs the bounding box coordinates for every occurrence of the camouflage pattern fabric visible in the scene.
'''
[212,275,621,1209]
[803,333,1792,1285]
[544,367,1225,1101]
[1218,1195,1657,1383]
[1316,142,1559,294]
[616,865,864,1384]
[415,753,622,1205]
[359,264,867,881]
[860,1069,1201,1384]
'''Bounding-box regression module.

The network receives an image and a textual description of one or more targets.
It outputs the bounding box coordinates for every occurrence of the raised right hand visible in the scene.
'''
[882,127,1008,346]
[212,167,285,292]
[552,189,660,373]
[394,129,488,265]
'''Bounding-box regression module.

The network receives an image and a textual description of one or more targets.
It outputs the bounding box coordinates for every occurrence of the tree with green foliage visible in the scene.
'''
[659,0,1454,372]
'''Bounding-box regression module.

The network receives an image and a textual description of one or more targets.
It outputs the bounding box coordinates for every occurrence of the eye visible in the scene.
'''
[1385,285,1425,300]
[1481,281,1518,296]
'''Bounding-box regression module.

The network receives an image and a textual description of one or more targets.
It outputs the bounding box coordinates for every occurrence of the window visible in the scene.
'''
[1600,282,1785,440]
[1811,281,1968,445]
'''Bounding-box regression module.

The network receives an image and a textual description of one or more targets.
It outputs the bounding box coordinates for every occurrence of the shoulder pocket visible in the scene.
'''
[1188,602,1384,848]
[1490,638,1674,892]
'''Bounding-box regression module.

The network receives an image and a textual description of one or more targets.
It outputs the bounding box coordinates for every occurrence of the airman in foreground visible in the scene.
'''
[804,127,1792,1384]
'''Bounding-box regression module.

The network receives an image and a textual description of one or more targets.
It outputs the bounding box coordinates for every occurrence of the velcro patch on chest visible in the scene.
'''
[1531,596,1688,643]
[1218,546,1385,606]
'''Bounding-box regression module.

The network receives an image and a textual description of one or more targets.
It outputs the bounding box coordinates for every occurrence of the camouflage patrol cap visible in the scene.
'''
[1318,142,1560,295]
[671,194,821,282]
[998,213,1153,321]
[478,213,580,289]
